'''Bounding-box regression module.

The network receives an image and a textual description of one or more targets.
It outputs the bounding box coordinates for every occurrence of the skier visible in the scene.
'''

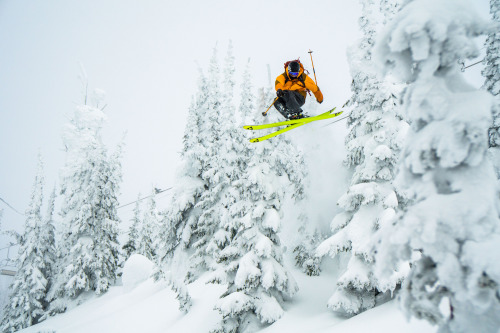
[274,60,323,119]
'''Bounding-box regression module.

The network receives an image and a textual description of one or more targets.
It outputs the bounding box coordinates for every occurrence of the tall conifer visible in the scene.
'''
[49,89,122,312]
[138,190,159,261]
[374,1,500,331]
[1,156,55,331]
[211,62,304,333]
[123,194,142,260]
[483,0,500,178]
[316,0,408,315]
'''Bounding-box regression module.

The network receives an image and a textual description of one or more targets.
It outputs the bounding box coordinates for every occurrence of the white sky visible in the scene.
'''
[0,0,491,256]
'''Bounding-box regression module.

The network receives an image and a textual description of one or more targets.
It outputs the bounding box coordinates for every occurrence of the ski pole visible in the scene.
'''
[308,50,318,86]
[262,97,279,116]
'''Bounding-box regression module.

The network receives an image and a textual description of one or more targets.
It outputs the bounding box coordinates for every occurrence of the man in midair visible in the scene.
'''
[275,60,323,119]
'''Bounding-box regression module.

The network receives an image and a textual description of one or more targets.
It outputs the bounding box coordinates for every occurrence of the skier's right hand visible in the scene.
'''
[276,89,284,98]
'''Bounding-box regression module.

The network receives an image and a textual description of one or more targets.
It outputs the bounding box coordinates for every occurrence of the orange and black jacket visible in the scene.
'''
[275,62,323,103]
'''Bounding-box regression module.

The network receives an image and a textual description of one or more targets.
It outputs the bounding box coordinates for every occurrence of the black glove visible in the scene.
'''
[276,89,284,97]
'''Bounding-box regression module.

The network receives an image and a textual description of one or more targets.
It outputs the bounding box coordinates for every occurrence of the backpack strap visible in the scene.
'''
[297,73,311,95]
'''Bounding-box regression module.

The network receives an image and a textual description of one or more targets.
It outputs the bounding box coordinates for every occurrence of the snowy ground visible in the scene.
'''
[19,254,435,333]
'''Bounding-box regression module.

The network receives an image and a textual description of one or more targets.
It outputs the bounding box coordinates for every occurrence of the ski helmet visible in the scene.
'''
[288,61,301,78]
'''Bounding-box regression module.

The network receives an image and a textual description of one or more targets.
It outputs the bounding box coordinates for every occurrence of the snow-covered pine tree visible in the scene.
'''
[137,189,159,261]
[205,60,253,285]
[185,44,234,281]
[1,155,56,332]
[202,40,241,269]
[483,0,500,100]
[256,68,316,278]
[259,90,307,203]
[373,1,500,332]
[169,279,192,313]
[221,40,236,117]
[256,88,274,117]
[210,62,302,333]
[49,88,122,312]
[293,227,325,276]
[240,60,255,123]
[155,44,243,308]
[379,0,400,23]
[153,71,209,283]
[122,194,142,260]
[379,0,407,24]
[315,0,409,316]
[42,186,57,282]
[483,0,500,177]
[154,46,225,282]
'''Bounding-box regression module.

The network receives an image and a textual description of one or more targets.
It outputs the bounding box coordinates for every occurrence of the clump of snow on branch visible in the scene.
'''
[373,1,500,332]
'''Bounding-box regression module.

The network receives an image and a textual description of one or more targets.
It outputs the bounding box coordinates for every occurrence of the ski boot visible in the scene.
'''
[274,100,291,119]
[287,109,308,120]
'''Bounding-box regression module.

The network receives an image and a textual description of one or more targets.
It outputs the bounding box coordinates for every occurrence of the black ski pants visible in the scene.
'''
[274,90,305,118]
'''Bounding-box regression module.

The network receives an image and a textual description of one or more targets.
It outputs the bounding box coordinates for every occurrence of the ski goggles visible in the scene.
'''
[289,71,299,77]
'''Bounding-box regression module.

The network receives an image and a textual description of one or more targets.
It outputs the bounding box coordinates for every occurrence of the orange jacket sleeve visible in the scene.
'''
[275,74,286,91]
[314,90,324,103]
[304,75,323,103]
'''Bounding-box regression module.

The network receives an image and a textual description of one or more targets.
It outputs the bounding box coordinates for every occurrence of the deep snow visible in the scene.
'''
[18,254,435,333]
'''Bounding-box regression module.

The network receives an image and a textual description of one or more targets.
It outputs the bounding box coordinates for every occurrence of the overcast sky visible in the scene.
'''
[0,0,491,256]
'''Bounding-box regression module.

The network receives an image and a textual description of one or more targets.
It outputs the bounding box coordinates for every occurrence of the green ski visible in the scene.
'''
[244,108,342,131]
[249,122,307,143]
[244,108,343,142]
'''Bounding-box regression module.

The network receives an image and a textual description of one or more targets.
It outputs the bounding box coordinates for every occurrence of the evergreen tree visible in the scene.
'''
[221,40,236,118]
[374,1,500,332]
[185,45,227,281]
[42,185,57,285]
[49,88,122,312]
[206,59,253,286]
[122,194,142,260]
[293,226,325,276]
[138,189,159,261]
[201,41,249,274]
[154,47,223,282]
[169,279,192,313]
[153,69,209,283]
[1,155,56,332]
[483,0,500,177]
[483,0,500,99]
[379,0,401,23]
[156,48,306,332]
[316,0,409,316]
[157,44,236,283]
[210,62,303,333]
[155,44,240,288]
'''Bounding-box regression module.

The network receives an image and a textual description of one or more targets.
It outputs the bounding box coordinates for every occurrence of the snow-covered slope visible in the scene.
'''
[19,254,435,333]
